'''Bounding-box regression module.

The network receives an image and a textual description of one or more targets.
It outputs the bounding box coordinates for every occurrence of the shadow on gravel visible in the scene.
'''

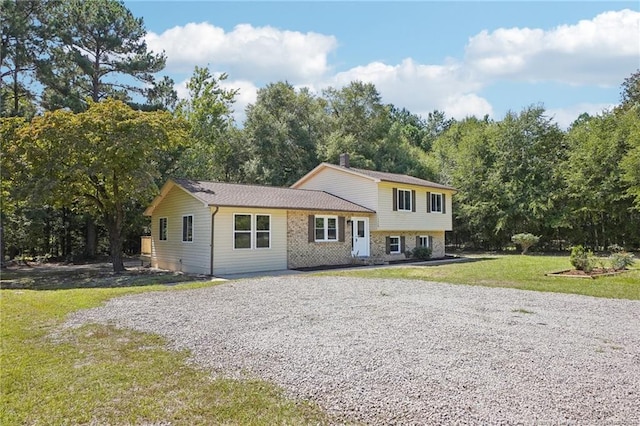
[0,261,209,290]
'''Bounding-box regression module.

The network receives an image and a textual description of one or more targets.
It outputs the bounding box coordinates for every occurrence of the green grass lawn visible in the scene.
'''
[1,280,328,425]
[320,255,640,300]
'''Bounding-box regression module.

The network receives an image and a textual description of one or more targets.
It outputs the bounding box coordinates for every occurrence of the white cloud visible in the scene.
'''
[465,9,640,86]
[546,102,616,129]
[146,22,337,82]
[329,58,491,120]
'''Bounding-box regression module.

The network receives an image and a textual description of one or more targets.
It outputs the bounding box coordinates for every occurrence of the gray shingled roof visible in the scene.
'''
[173,179,374,213]
[347,166,456,191]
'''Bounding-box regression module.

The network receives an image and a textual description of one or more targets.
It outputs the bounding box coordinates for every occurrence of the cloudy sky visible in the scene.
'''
[125,1,640,127]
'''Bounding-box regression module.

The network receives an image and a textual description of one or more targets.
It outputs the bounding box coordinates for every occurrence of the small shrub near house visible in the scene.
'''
[410,246,432,260]
[608,245,635,271]
[570,245,596,273]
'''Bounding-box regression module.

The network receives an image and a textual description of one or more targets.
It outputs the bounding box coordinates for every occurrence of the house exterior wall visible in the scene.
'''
[212,207,287,275]
[376,182,453,231]
[150,185,211,275]
[292,167,379,229]
[287,210,359,268]
[370,230,446,260]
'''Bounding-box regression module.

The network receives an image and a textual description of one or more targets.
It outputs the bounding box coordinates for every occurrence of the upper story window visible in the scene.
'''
[315,215,338,241]
[159,217,168,241]
[392,188,416,212]
[397,188,412,211]
[430,193,443,213]
[182,215,193,242]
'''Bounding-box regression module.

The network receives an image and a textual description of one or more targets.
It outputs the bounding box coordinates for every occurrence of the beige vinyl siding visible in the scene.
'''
[151,185,211,274]
[293,167,378,227]
[377,182,453,231]
[212,207,287,275]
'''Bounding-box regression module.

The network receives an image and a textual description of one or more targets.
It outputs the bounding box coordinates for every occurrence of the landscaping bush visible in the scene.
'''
[511,233,540,254]
[411,246,432,260]
[570,245,596,273]
[609,251,635,271]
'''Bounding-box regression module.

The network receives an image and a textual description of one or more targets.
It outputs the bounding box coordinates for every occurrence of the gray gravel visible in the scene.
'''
[65,276,640,424]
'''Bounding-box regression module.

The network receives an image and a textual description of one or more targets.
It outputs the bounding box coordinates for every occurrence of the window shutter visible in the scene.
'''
[400,236,406,253]
[338,216,345,242]
[385,237,391,254]
[426,191,431,212]
[442,194,446,214]
[416,236,420,247]
[308,215,314,243]
[429,236,433,248]
[411,190,416,212]
[392,188,398,211]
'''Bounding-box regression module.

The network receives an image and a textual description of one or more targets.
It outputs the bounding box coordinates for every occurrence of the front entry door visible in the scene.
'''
[351,217,369,257]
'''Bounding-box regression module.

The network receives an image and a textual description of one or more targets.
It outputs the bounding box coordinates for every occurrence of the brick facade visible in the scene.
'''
[287,209,446,268]
[370,230,445,261]
[287,210,357,268]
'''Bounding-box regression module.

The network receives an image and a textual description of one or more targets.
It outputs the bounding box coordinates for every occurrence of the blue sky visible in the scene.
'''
[125,1,640,127]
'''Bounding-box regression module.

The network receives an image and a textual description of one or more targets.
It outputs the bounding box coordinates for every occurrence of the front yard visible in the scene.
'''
[1,254,638,424]
[0,271,328,425]
[320,254,640,300]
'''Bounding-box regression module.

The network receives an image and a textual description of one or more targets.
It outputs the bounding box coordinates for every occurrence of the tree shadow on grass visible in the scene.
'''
[0,262,209,290]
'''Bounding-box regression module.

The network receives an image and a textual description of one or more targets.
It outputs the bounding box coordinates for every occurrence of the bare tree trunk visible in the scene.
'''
[107,223,125,273]
[84,217,97,259]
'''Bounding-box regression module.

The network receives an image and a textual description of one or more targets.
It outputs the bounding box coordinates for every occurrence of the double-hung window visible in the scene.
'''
[234,214,271,249]
[182,215,193,242]
[418,236,431,248]
[430,193,443,213]
[315,216,337,241]
[397,189,412,211]
[159,217,168,241]
[255,215,271,248]
[389,236,401,254]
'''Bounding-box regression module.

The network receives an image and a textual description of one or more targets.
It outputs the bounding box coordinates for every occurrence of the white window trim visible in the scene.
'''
[182,214,194,243]
[397,188,412,212]
[255,214,271,250]
[315,215,339,242]
[159,217,168,241]
[233,213,272,250]
[389,236,401,254]
[430,192,443,213]
[419,235,430,248]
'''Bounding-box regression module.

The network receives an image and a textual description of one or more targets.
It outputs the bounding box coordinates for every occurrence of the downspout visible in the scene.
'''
[210,206,219,276]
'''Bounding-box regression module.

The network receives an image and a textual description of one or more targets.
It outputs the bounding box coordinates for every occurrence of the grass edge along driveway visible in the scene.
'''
[319,255,640,300]
[0,282,329,425]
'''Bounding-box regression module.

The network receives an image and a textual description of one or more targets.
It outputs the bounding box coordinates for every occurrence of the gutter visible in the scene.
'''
[210,206,219,276]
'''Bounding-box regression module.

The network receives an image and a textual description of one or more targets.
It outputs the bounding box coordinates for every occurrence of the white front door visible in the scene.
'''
[351,217,369,257]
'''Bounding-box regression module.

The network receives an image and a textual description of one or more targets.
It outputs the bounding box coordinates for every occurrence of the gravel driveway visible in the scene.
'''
[66,276,640,424]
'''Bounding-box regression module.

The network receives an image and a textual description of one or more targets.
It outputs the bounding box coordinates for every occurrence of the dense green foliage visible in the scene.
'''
[1,0,639,268]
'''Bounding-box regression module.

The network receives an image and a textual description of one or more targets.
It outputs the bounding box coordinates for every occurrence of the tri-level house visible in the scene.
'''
[143,154,456,275]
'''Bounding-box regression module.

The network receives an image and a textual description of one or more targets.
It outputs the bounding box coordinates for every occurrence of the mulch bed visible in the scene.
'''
[546,268,631,279]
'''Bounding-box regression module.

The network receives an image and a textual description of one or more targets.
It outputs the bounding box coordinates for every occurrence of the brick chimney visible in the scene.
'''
[339,153,350,168]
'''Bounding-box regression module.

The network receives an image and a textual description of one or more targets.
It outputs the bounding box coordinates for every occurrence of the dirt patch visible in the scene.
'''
[0,261,209,290]
[546,268,631,279]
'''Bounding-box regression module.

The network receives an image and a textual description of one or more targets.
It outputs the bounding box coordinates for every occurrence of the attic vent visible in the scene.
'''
[339,153,350,168]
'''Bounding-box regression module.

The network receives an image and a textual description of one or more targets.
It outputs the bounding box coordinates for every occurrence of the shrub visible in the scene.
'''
[411,246,432,260]
[570,245,596,273]
[609,251,635,271]
[511,233,540,254]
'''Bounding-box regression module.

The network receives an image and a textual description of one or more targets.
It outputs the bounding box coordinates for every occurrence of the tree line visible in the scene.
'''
[1,0,639,271]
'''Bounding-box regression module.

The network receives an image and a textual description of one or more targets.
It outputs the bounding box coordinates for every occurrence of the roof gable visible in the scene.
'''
[292,162,456,192]
[144,178,374,216]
